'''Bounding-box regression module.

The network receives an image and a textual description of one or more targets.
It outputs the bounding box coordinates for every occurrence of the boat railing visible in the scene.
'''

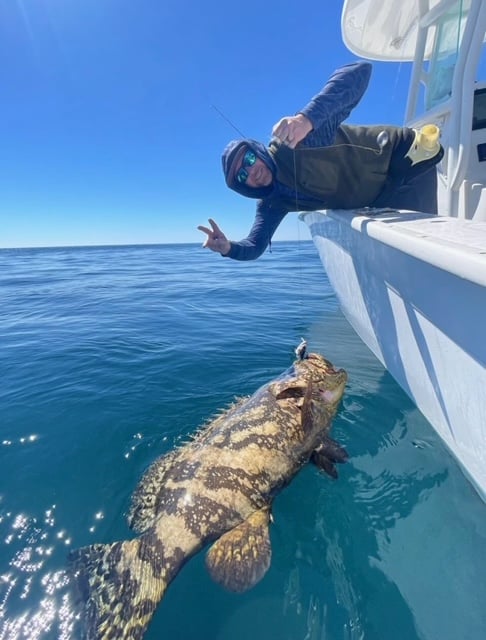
[405,0,486,220]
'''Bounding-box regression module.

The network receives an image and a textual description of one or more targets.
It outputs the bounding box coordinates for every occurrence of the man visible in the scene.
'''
[198,61,443,261]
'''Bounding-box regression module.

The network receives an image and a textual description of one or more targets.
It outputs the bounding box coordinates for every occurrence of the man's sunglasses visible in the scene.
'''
[236,150,257,184]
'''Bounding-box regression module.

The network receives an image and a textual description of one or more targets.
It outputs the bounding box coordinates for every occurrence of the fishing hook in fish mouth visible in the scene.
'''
[295,338,308,360]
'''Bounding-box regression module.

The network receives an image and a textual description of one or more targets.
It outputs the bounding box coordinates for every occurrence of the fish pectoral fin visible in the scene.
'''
[205,507,272,593]
[318,435,349,463]
[311,436,349,479]
[311,450,338,479]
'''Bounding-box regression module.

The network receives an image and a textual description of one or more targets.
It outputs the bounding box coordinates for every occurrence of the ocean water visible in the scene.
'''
[0,241,485,640]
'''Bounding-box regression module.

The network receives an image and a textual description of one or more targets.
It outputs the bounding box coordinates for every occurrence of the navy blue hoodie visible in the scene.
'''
[220,61,374,260]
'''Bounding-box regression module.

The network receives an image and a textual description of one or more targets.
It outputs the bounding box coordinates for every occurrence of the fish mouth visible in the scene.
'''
[273,354,347,402]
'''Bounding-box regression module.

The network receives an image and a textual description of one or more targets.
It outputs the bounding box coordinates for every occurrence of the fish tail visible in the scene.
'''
[70,535,169,640]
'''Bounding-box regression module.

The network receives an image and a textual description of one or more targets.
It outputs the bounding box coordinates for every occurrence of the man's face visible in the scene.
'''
[235,148,273,188]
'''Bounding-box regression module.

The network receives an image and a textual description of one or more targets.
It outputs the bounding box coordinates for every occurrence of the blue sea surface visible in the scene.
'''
[0,241,485,640]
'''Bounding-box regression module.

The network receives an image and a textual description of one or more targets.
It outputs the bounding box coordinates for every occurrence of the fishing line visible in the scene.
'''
[290,147,307,317]
[210,100,391,344]
[211,104,247,138]
[287,130,390,330]
[210,103,288,348]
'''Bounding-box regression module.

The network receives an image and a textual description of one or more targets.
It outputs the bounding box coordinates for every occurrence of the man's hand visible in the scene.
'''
[272,114,313,149]
[197,218,231,255]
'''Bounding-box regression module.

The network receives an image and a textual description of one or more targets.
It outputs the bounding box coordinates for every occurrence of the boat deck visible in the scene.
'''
[301,210,486,287]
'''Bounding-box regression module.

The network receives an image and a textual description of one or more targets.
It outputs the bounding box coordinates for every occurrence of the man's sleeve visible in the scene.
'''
[299,61,372,147]
[224,201,288,261]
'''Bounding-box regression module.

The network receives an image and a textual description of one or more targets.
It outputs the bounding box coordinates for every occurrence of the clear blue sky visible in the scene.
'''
[0,0,413,249]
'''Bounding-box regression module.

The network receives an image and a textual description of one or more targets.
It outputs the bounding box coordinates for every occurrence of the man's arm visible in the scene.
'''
[272,61,372,149]
[299,61,372,147]
[223,201,288,261]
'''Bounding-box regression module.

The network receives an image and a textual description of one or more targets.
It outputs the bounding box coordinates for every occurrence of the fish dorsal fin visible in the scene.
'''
[205,507,272,593]
[127,449,179,533]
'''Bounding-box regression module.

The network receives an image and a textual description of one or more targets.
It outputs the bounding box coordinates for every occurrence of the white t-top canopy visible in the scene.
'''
[341,0,442,61]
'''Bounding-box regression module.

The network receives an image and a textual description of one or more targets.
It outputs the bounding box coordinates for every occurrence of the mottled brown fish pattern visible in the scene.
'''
[69,352,348,639]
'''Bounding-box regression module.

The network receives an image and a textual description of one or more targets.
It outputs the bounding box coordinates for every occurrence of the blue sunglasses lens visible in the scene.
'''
[236,168,248,184]
[243,150,256,167]
[236,150,257,184]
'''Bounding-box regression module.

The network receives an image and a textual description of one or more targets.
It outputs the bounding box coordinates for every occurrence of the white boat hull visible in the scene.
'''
[301,209,486,500]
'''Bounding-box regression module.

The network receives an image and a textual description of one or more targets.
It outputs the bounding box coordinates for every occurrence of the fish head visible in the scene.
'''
[269,352,347,428]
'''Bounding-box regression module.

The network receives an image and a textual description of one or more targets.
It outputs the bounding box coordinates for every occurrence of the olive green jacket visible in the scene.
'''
[269,124,406,211]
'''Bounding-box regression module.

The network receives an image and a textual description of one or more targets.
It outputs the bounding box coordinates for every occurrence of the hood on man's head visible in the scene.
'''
[222,139,275,199]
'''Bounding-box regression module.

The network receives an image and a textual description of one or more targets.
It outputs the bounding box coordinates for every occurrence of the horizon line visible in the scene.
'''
[0,239,314,251]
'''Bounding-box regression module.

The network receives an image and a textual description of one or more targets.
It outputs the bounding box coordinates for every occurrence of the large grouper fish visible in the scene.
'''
[69,351,348,639]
